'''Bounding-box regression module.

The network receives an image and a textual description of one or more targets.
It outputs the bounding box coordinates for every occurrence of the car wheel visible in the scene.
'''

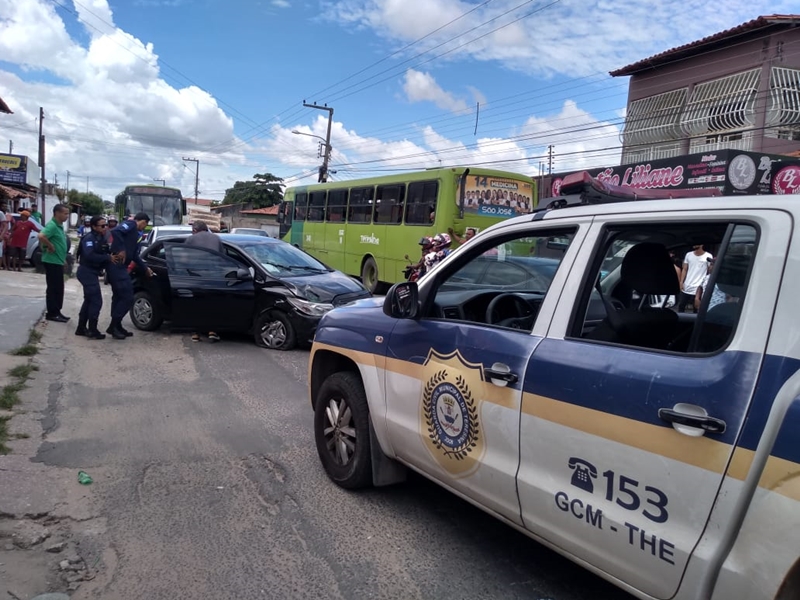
[361,256,379,294]
[130,291,163,331]
[314,372,372,489]
[254,310,296,350]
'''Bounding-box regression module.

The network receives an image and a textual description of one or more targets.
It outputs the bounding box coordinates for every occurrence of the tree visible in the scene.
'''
[66,189,104,216]
[222,173,284,208]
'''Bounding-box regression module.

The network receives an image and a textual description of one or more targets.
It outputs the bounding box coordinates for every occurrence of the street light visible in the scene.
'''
[153,178,165,186]
[291,130,332,183]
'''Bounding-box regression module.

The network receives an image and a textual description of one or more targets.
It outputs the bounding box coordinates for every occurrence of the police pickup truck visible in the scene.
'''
[308,176,800,600]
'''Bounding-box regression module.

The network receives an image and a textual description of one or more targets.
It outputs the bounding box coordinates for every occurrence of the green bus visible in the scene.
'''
[115,184,186,229]
[277,167,537,292]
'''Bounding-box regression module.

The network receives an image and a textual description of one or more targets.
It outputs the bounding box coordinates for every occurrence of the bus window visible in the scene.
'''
[327,190,347,222]
[308,191,326,222]
[294,193,308,221]
[405,181,438,225]
[375,184,405,224]
[348,187,374,223]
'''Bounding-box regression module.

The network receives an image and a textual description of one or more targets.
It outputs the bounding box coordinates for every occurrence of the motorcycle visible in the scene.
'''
[403,254,422,282]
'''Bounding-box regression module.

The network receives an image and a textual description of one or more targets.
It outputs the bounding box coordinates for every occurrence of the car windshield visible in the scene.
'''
[240,241,330,276]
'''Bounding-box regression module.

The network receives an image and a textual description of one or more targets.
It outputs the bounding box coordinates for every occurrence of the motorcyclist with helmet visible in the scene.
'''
[423,233,452,272]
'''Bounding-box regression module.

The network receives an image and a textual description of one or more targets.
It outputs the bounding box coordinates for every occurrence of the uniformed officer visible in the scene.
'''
[75,215,112,340]
[106,212,153,340]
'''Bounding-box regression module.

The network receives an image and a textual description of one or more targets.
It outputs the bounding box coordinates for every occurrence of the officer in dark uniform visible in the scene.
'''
[75,215,112,339]
[106,212,153,340]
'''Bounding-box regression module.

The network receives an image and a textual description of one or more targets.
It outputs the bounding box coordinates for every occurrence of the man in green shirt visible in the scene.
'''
[38,203,71,322]
[30,203,43,224]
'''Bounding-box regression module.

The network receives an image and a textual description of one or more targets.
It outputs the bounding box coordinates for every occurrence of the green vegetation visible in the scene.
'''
[9,363,38,379]
[10,328,42,356]
[222,173,284,208]
[0,416,10,453]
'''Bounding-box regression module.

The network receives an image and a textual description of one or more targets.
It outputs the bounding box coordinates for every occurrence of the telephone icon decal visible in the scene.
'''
[568,457,597,493]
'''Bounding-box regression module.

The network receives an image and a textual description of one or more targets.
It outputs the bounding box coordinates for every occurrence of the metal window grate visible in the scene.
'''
[621,142,683,164]
[679,69,760,137]
[622,89,687,145]
[766,67,800,127]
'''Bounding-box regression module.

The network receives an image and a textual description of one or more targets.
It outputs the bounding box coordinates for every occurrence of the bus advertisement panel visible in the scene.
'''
[277,167,536,293]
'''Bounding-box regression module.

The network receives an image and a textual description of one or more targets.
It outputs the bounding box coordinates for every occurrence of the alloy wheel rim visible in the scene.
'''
[323,397,355,466]
[132,298,152,324]
[261,320,287,348]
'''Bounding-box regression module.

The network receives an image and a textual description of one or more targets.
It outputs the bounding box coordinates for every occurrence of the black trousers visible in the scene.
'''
[677,292,695,313]
[44,262,65,317]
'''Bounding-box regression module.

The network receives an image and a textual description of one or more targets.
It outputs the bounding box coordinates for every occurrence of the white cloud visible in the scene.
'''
[402,69,469,112]
[520,100,622,172]
[0,0,249,201]
[272,0,291,7]
[326,0,800,77]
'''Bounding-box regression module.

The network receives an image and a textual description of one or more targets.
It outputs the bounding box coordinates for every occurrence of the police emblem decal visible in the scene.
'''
[423,370,479,460]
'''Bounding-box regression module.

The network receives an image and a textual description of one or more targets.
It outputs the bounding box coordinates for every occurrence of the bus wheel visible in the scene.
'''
[361,257,379,294]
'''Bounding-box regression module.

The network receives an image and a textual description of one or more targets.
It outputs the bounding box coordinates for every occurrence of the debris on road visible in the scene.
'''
[77,471,93,485]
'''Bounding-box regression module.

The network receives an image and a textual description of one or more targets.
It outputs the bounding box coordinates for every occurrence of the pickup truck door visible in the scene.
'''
[515,211,791,599]
[383,222,586,525]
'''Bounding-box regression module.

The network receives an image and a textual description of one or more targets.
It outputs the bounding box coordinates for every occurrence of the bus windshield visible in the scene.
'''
[119,186,184,227]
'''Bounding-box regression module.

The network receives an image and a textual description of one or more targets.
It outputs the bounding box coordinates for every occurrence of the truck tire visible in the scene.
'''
[314,371,373,489]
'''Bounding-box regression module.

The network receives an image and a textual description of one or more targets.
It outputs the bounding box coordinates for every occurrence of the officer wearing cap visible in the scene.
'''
[75,215,112,340]
[106,212,153,340]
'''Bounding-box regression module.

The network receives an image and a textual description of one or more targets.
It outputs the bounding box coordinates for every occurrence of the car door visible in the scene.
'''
[383,221,588,525]
[516,211,791,599]
[165,245,255,333]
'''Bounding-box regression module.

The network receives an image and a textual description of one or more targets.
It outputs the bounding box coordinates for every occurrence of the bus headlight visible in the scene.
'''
[287,297,334,317]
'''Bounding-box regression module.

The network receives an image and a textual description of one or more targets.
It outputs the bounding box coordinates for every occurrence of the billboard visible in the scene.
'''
[462,174,534,218]
[547,150,790,198]
[0,153,29,186]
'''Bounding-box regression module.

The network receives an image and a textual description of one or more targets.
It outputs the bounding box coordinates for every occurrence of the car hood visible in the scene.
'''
[280,271,370,305]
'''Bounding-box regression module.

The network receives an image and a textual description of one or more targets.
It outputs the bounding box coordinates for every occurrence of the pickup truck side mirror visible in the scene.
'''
[383,281,419,319]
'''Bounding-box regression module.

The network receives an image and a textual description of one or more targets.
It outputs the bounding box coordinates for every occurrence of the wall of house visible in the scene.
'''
[625,27,800,155]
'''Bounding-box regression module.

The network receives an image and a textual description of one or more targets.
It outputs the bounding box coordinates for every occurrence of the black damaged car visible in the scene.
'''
[129,234,371,350]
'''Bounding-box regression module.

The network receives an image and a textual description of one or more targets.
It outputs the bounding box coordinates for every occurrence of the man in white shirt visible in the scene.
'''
[678,244,713,312]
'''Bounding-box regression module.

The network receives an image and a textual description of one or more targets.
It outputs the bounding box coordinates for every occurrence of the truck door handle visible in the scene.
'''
[658,406,726,435]
[485,363,518,387]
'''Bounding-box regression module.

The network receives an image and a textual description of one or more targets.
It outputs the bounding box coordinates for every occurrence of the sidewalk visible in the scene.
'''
[0,271,98,598]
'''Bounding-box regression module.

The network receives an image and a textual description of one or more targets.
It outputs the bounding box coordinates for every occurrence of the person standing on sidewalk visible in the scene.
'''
[106,212,153,340]
[75,215,112,340]
[30,203,42,224]
[8,210,39,271]
[38,203,71,323]
[0,201,12,271]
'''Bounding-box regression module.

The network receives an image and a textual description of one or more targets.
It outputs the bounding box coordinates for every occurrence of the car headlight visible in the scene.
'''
[287,297,334,317]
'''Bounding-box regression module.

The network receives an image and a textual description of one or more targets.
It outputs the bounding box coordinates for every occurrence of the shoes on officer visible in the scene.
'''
[107,319,127,340]
[46,314,70,323]
[75,319,88,336]
[86,319,106,340]
[106,323,132,338]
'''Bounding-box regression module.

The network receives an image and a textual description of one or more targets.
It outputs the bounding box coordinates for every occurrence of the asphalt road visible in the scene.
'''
[36,304,633,599]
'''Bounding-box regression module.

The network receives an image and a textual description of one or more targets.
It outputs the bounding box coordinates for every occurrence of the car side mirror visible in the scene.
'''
[383,281,419,319]
[236,267,252,281]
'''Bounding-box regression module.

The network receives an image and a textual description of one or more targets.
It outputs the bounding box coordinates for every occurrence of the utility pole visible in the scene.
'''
[38,107,46,213]
[547,145,554,175]
[182,157,199,201]
[8,140,12,154]
[86,176,89,193]
[66,170,70,192]
[303,101,333,183]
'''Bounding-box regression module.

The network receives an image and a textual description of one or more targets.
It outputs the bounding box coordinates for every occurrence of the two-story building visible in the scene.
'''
[611,15,800,163]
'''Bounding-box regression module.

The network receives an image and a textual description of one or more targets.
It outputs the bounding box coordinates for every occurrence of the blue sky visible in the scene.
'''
[0,0,795,200]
